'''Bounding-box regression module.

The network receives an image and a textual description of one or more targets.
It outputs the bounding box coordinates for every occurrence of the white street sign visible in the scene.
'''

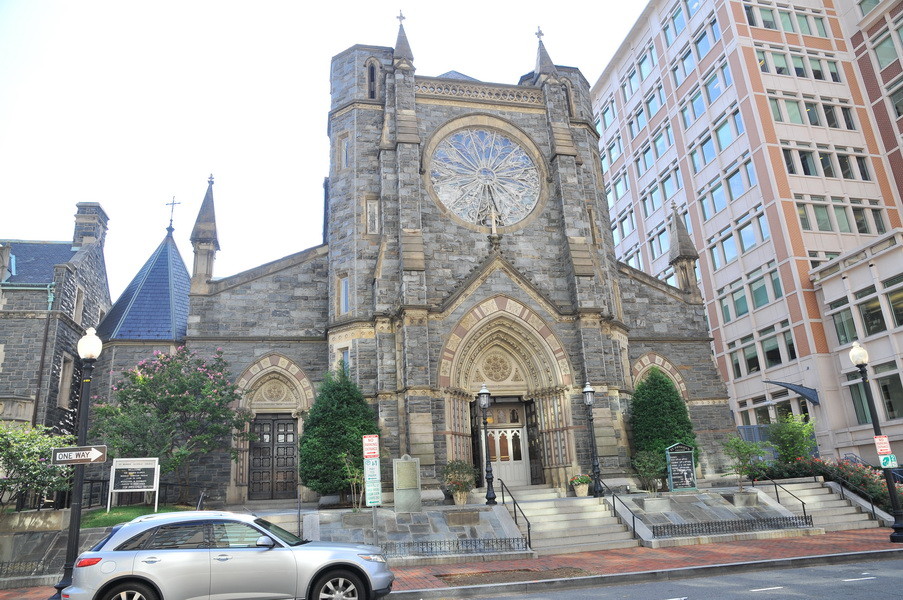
[363,435,379,459]
[880,454,898,469]
[363,435,381,506]
[875,435,892,455]
[51,445,108,465]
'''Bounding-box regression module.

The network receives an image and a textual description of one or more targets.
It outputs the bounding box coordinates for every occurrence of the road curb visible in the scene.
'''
[389,547,903,598]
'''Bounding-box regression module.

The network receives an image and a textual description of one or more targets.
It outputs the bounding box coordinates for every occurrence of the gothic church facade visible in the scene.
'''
[96,24,732,504]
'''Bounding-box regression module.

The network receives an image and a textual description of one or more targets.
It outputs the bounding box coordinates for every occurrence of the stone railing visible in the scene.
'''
[415,79,543,106]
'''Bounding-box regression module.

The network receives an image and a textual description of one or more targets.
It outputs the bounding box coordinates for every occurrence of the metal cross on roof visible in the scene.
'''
[535,27,544,40]
[208,173,215,185]
[166,196,180,232]
[397,10,405,24]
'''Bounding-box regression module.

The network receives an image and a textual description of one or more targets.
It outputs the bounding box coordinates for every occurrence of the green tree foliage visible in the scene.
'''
[92,347,252,488]
[0,423,73,510]
[722,435,770,491]
[632,450,668,494]
[768,414,816,463]
[298,367,379,496]
[629,368,697,458]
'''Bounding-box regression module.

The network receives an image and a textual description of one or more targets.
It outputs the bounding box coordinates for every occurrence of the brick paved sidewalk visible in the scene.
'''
[2,528,898,599]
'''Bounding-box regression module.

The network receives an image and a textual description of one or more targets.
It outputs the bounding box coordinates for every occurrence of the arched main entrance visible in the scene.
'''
[439,296,575,488]
[231,354,315,502]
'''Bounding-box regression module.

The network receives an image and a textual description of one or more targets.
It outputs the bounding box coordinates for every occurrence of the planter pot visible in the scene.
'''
[637,497,671,512]
[453,491,470,505]
[573,483,589,497]
[725,491,759,507]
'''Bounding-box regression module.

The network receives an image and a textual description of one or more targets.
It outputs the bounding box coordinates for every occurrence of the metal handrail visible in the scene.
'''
[596,479,639,539]
[830,474,878,520]
[751,475,809,521]
[497,479,531,549]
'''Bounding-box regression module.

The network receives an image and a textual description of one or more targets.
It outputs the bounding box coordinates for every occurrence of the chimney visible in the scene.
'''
[73,203,110,248]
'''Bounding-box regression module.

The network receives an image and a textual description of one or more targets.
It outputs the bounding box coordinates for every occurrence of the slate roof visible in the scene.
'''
[436,70,480,82]
[1,240,77,284]
[96,230,190,341]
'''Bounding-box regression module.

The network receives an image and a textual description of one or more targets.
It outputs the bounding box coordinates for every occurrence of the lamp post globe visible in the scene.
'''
[477,384,496,505]
[583,382,603,498]
[51,328,103,600]
[846,342,903,543]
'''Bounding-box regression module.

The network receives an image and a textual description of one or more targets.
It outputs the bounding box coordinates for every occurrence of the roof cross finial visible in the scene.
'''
[397,10,405,24]
[535,26,544,41]
[208,173,214,185]
[166,196,181,234]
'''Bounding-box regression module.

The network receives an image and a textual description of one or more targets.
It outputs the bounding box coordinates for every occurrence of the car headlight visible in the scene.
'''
[358,553,386,563]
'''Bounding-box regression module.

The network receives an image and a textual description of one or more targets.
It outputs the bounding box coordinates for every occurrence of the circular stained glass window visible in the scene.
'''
[429,128,540,228]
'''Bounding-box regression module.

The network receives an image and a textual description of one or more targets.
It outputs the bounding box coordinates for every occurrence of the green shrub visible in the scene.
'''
[629,368,697,458]
[768,415,816,463]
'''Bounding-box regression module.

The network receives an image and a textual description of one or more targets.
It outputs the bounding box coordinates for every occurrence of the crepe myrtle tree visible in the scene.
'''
[0,423,73,511]
[92,347,252,496]
[298,365,379,499]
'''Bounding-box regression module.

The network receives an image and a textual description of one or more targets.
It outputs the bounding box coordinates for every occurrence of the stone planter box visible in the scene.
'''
[637,497,671,512]
[0,509,69,533]
[723,491,759,507]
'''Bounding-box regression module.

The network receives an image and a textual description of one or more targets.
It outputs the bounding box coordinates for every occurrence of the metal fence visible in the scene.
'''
[0,560,47,578]
[381,537,528,557]
[651,515,814,538]
[9,479,200,512]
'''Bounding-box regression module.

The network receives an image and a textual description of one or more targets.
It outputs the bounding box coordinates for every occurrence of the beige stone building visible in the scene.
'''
[590,0,903,460]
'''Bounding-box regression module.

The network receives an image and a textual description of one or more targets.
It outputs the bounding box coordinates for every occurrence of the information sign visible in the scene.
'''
[51,445,107,465]
[109,458,160,513]
[362,436,381,507]
[875,435,892,456]
[666,442,697,491]
[363,435,380,459]
[880,454,898,469]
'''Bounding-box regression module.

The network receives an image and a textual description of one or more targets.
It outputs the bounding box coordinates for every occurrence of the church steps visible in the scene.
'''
[758,479,881,532]
[532,537,641,556]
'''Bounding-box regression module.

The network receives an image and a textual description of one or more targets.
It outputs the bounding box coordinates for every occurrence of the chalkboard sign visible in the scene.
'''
[666,443,697,491]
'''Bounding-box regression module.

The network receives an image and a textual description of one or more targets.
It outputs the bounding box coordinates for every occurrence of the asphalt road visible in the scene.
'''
[475,558,903,600]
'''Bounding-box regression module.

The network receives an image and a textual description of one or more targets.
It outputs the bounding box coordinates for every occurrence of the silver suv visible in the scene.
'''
[62,510,394,600]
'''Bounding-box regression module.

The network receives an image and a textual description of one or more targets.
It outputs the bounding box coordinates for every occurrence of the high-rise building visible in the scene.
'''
[590,0,903,460]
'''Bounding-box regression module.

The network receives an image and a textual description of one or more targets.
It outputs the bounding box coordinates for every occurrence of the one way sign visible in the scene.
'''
[51,445,108,465]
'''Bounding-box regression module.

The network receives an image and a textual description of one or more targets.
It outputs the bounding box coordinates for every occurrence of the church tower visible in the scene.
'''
[324,19,730,488]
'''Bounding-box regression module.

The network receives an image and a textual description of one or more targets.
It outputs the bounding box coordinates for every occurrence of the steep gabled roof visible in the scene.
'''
[0,240,77,284]
[96,230,190,341]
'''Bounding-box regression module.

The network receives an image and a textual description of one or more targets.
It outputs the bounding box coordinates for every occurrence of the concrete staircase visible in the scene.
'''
[756,477,880,532]
[497,485,640,556]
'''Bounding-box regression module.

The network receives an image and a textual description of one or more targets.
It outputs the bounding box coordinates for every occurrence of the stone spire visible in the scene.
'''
[393,11,414,68]
[668,203,702,302]
[534,27,559,78]
[190,174,219,293]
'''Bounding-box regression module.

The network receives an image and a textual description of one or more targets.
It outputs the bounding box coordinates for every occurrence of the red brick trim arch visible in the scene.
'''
[631,352,689,400]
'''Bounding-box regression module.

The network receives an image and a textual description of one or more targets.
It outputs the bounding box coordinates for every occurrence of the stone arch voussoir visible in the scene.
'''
[631,352,689,401]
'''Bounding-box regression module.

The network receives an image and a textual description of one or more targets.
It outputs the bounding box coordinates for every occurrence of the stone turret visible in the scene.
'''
[73,202,109,248]
[190,175,219,293]
[668,203,703,303]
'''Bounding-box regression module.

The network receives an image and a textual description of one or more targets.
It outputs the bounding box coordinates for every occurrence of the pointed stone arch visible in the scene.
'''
[438,295,576,487]
[631,352,689,400]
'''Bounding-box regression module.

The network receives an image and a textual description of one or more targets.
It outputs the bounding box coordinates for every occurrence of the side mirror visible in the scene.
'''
[256,536,276,548]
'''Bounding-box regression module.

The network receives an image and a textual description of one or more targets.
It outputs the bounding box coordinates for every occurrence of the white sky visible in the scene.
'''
[0,0,648,299]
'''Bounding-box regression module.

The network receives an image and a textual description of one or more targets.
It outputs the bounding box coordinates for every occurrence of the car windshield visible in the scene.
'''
[254,518,309,546]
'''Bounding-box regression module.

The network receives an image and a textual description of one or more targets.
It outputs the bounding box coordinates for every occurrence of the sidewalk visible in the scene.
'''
[3,528,900,600]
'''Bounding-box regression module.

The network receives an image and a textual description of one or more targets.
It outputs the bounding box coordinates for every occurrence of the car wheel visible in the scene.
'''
[101,581,159,600]
[311,569,365,600]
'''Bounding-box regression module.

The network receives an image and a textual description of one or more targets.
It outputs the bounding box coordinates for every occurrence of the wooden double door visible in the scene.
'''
[249,413,297,500]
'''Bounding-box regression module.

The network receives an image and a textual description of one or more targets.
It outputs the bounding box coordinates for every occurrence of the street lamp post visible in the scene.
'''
[50,328,103,600]
[848,341,903,543]
[583,382,603,498]
[477,384,497,505]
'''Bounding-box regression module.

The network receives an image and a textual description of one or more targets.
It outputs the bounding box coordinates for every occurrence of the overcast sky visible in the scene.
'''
[0,0,648,299]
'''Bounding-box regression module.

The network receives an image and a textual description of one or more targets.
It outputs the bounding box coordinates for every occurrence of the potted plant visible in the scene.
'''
[721,436,770,505]
[441,460,476,505]
[569,473,591,497]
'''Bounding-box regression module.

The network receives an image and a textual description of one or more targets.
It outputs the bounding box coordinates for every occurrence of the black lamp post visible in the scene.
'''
[477,384,497,505]
[51,327,103,600]
[583,382,603,498]
[848,341,903,543]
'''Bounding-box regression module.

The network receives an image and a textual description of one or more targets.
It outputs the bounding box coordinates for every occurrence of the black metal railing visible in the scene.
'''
[751,475,809,522]
[0,560,46,578]
[597,479,640,539]
[498,479,532,549]
[381,537,528,558]
[80,479,202,509]
[651,515,813,538]
[831,474,879,521]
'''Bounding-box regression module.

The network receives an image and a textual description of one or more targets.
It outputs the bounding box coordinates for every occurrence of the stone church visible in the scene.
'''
[93,23,732,504]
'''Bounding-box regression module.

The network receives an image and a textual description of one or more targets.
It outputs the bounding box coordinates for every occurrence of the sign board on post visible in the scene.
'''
[109,458,160,513]
[880,454,898,469]
[875,435,892,455]
[362,435,381,507]
[666,442,697,492]
[51,445,107,465]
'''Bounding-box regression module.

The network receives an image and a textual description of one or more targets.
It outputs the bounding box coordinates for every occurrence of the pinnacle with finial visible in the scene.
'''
[535,26,544,40]
[208,173,214,185]
[397,10,405,23]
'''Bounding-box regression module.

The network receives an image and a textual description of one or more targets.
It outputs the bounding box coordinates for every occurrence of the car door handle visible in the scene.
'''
[141,558,161,564]
[214,554,232,562]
